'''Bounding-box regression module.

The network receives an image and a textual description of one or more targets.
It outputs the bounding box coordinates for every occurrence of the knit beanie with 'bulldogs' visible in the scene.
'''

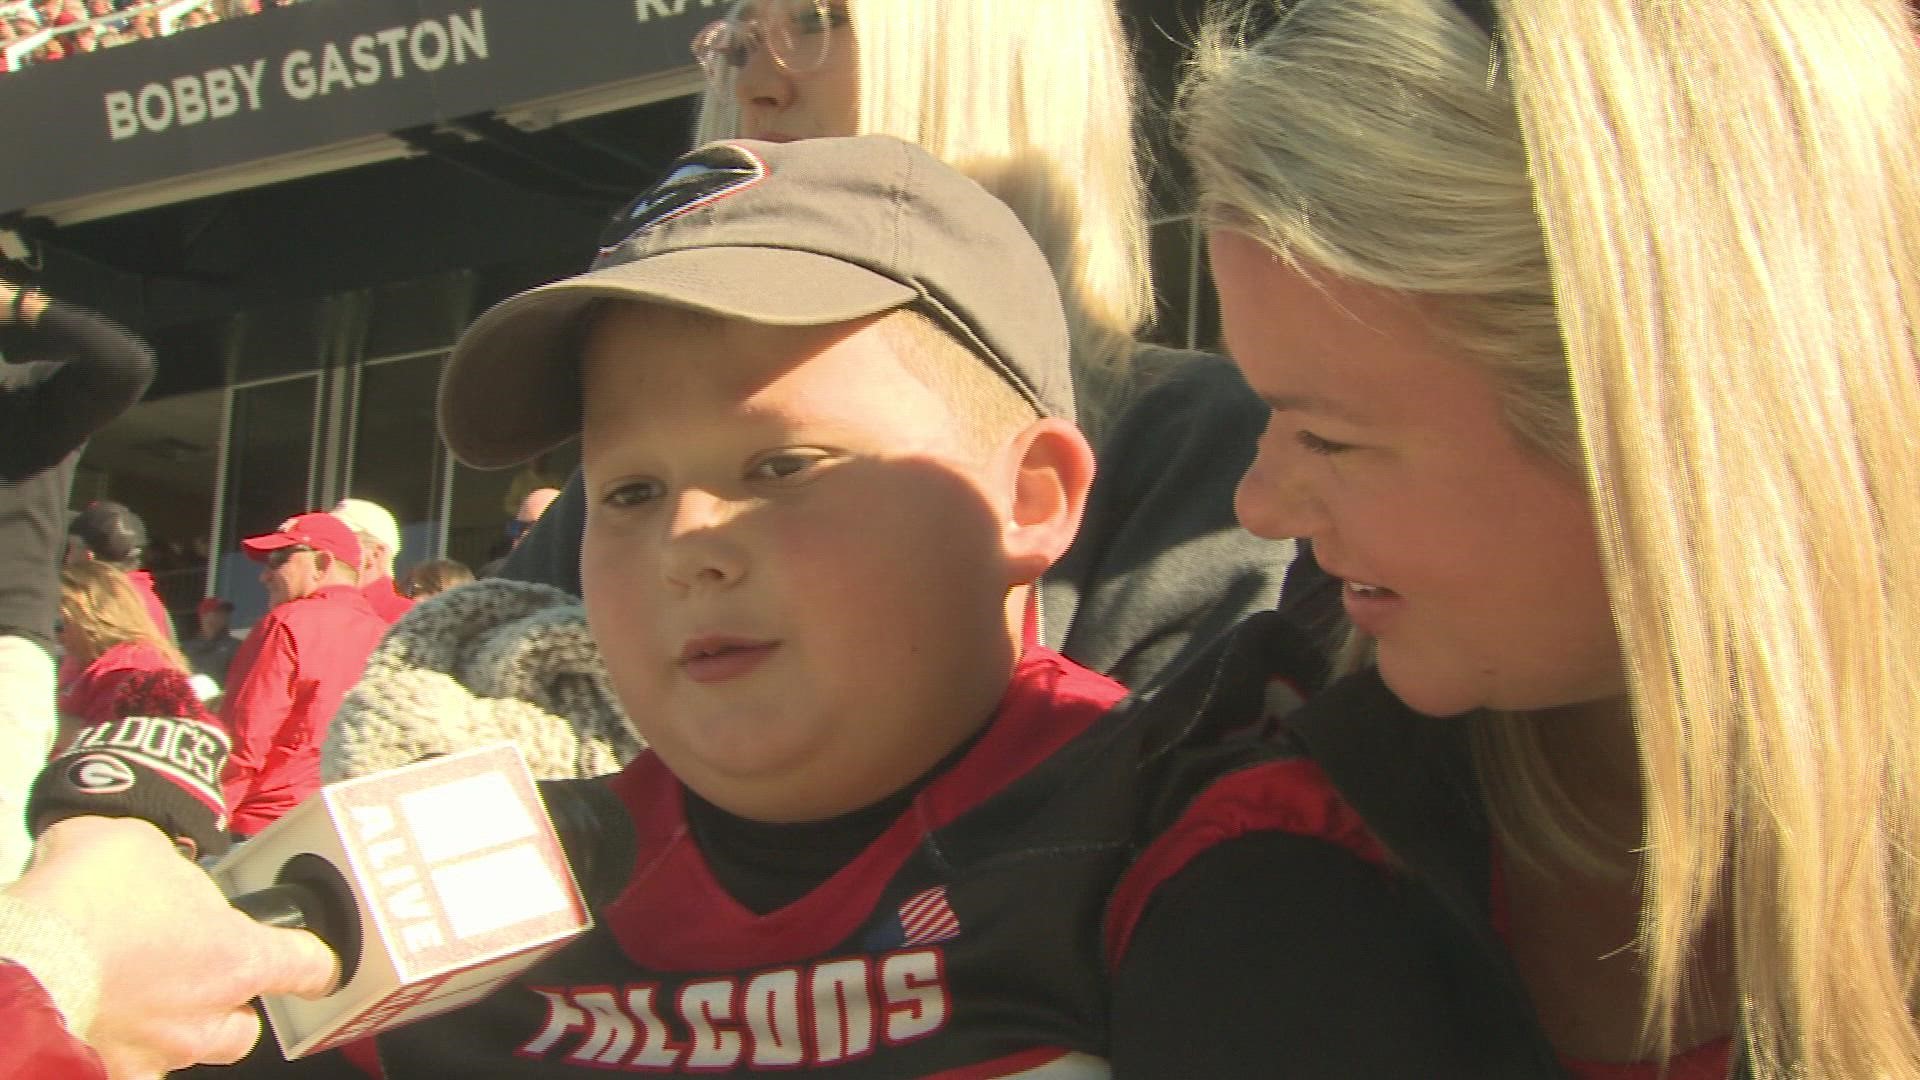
[325,579,641,782]
[29,667,232,860]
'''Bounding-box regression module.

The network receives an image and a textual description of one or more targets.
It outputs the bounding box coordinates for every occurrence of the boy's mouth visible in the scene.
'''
[678,636,778,684]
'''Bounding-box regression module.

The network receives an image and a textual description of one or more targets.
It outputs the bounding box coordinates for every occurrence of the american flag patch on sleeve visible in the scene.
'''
[897,886,961,947]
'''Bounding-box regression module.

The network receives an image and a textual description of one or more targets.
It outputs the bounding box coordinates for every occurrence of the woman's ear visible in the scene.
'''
[997,417,1095,586]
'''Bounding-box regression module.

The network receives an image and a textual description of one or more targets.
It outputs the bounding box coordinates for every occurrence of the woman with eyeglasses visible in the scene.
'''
[1097,1,1920,1077]
[502,0,1300,694]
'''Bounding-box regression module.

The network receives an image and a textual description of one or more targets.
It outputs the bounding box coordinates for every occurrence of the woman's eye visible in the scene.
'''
[1295,430,1354,456]
[784,0,845,35]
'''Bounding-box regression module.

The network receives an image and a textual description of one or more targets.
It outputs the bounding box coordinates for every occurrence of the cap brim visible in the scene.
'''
[438,247,918,470]
[240,534,300,560]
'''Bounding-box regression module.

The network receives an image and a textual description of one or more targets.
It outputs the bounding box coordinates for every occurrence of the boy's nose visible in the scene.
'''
[661,493,749,591]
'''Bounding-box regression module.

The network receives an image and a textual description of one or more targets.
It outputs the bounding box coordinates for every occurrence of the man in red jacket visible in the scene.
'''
[218,512,387,837]
[330,497,413,624]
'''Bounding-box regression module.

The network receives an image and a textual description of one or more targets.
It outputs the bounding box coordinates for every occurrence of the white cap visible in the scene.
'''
[331,498,401,557]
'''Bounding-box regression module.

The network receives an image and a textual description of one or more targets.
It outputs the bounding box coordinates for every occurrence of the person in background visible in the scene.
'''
[1,816,338,1078]
[477,486,559,578]
[53,562,193,753]
[329,498,411,624]
[501,0,1296,693]
[399,558,473,600]
[1102,2,1920,1077]
[218,512,386,838]
[65,500,172,644]
[181,596,241,691]
[44,560,233,861]
[0,279,153,882]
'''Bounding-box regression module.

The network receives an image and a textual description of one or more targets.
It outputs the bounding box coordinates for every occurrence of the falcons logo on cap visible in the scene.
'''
[597,143,768,254]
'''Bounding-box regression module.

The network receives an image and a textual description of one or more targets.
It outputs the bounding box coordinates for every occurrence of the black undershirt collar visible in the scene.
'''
[683,726,987,916]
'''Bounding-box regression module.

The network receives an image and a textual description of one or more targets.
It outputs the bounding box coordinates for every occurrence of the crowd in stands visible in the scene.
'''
[0,0,312,74]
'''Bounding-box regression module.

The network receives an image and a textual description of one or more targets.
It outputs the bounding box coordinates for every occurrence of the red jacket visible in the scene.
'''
[0,963,103,1079]
[219,584,387,835]
[126,569,175,643]
[58,640,188,727]
[360,575,413,625]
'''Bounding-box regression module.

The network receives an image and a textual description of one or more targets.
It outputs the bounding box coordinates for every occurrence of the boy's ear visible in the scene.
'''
[997,417,1095,586]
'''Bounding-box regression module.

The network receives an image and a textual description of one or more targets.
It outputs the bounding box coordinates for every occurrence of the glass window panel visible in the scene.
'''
[218,376,317,628]
[346,353,443,580]
[71,388,225,638]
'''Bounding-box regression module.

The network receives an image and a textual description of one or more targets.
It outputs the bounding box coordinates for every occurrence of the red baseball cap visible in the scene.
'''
[241,512,362,567]
[195,596,234,616]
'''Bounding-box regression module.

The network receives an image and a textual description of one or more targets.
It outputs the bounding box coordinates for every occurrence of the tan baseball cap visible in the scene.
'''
[437,134,1074,470]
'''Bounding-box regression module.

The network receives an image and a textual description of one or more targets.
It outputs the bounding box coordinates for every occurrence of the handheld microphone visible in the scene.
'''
[208,743,594,1059]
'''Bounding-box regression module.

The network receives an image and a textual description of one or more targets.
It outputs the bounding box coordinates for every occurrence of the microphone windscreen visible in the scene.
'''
[29,668,232,860]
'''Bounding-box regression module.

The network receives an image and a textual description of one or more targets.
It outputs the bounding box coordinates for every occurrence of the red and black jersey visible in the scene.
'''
[346,641,1304,1079]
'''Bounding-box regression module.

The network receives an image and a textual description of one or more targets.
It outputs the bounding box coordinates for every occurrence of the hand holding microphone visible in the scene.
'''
[209,743,593,1058]
[29,709,594,1062]
[4,816,339,1079]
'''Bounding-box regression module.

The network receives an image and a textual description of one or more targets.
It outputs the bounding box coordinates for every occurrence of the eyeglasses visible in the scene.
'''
[265,547,311,570]
[690,0,849,82]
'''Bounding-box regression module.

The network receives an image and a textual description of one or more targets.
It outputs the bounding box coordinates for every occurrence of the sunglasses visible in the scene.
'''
[264,546,312,570]
[690,0,849,82]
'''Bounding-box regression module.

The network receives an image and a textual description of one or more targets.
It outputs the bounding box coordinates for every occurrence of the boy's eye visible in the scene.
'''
[1294,430,1354,456]
[749,450,826,482]
[603,479,664,507]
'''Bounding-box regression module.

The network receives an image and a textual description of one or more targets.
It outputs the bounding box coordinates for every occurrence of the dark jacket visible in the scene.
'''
[0,304,154,652]
[1107,611,1745,1079]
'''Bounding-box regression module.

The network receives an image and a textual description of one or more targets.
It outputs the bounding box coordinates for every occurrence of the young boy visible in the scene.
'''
[322,135,1280,1078]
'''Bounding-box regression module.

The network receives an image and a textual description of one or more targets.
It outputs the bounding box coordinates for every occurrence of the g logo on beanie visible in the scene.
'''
[66,753,138,795]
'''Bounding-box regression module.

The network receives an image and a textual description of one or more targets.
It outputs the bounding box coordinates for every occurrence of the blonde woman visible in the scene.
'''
[55,561,201,752]
[1104,1,1920,1077]
[502,0,1296,692]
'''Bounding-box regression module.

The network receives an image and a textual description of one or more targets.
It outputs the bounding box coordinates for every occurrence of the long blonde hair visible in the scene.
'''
[1182,1,1920,1075]
[693,0,1155,438]
[60,561,187,673]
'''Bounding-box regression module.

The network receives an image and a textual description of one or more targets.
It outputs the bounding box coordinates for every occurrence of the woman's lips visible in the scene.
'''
[1339,579,1402,636]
